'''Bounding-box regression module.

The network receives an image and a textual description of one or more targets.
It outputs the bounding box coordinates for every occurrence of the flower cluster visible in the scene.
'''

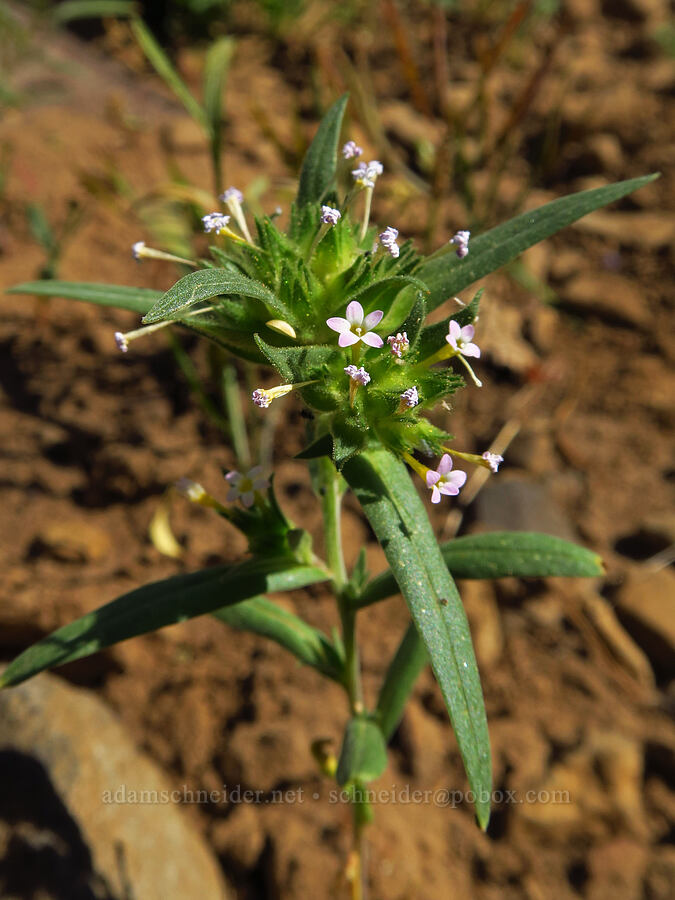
[202,212,231,234]
[387,332,409,358]
[378,226,400,258]
[342,140,363,159]
[321,205,342,226]
[345,365,371,386]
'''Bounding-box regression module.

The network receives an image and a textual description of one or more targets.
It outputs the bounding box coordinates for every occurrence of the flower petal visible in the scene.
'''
[226,487,239,502]
[439,481,460,496]
[430,485,441,504]
[360,331,384,348]
[240,491,255,508]
[461,324,475,341]
[363,309,384,329]
[339,331,360,347]
[426,471,441,487]
[345,301,364,326]
[326,316,350,333]
[225,471,241,485]
[437,453,453,475]
[448,320,461,340]
[462,342,481,358]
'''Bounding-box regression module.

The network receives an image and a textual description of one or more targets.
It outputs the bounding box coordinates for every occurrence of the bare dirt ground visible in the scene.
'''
[0,2,674,898]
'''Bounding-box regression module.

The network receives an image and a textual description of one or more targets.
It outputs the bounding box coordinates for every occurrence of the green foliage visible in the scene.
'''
[296,95,348,208]
[337,717,388,787]
[343,449,492,829]
[6,281,161,314]
[0,560,329,690]
[357,531,606,609]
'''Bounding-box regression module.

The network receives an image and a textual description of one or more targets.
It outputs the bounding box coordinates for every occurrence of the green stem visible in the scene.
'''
[318,458,363,713]
[221,362,251,468]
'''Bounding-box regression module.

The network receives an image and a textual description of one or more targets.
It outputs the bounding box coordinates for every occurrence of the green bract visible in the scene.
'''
[5,93,656,833]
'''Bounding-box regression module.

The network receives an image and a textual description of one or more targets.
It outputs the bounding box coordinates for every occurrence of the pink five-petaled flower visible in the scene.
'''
[327,301,384,348]
[426,455,467,504]
[321,205,341,226]
[482,451,503,473]
[224,466,269,509]
[446,320,481,358]
[344,365,371,385]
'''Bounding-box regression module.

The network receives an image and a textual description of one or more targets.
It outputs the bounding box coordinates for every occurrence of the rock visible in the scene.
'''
[471,477,576,541]
[0,675,230,900]
[32,520,112,563]
[459,580,503,670]
[615,569,675,677]
[644,846,675,900]
[479,298,539,376]
[586,840,648,899]
[561,272,651,328]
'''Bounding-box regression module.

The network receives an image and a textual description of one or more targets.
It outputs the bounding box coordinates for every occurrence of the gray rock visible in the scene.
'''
[0,674,230,900]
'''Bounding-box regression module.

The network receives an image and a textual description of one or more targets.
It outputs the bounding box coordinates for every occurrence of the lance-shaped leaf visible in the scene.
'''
[143,268,279,323]
[0,559,329,689]
[6,281,162,315]
[336,717,388,786]
[355,531,605,609]
[343,448,491,829]
[212,596,343,681]
[376,622,428,741]
[296,94,348,207]
[417,174,659,313]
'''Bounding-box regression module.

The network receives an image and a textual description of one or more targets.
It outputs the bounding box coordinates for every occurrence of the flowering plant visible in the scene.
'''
[5,96,655,892]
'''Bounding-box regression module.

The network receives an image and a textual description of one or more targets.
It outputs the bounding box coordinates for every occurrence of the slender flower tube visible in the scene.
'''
[175,478,230,515]
[224,466,270,508]
[352,161,383,241]
[443,447,504,472]
[251,380,317,408]
[114,308,210,353]
[220,187,253,243]
[131,241,196,267]
[327,301,384,348]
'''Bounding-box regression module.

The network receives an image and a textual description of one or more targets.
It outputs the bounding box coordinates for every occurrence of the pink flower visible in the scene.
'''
[387,332,409,358]
[344,365,371,385]
[321,205,341,226]
[426,455,467,504]
[327,301,384,348]
[450,230,470,258]
[342,140,363,159]
[446,320,480,358]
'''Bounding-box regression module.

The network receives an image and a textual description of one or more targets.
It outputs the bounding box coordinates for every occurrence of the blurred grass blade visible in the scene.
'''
[357,531,605,609]
[0,560,329,689]
[344,448,491,829]
[6,281,162,314]
[203,36,236,192]
[143,269,277,323]
[213,596,343,681]
[418,173,659,312]
[336,717,388,786]
[376,622,427,741]
[296,94,348,207]
[52,0,137,22]
[130,17,206,128]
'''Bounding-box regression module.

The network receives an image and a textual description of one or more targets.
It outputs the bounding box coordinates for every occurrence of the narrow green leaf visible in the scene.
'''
[336,717,388,786]
[357,531,605,609]
[376,622,428,741]
[130,17,206,128]
[0,560,329,689]
[52,0,137,23]
[6,281,162,314]
[212,596,343,681]
[143,269,278,323]
[296,94,348,207]
[343,449,491,828]
[418,174,659,312]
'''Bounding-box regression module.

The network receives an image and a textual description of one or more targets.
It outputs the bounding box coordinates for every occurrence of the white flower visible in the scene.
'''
[224,467,269,508]
[321,205,341,226]
[327,301,384,348]
[342,140,363,159]
[202,212,231,234]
